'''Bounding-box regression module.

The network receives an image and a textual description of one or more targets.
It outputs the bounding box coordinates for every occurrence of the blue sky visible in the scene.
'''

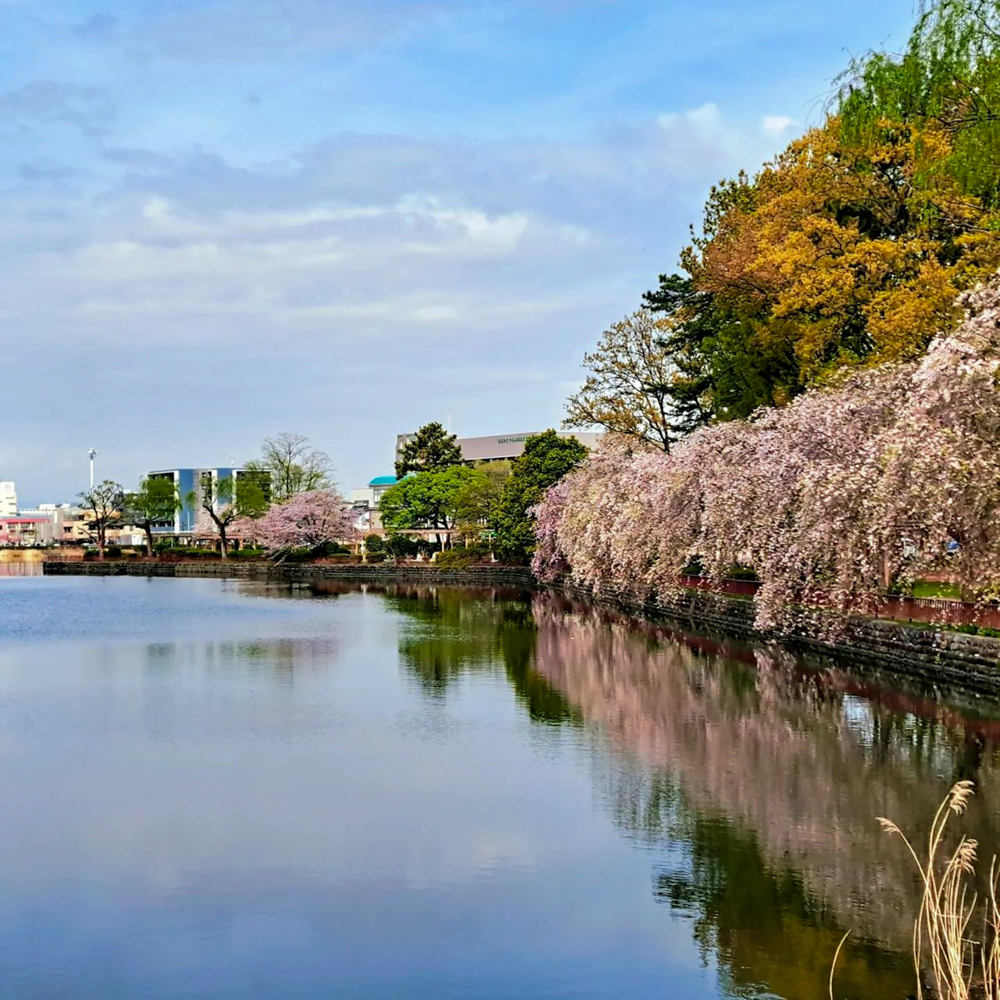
[1,0,916,503]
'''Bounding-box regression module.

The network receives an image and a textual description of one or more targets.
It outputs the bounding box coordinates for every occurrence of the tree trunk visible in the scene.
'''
[219,524,228,559]
[144,525,154,559]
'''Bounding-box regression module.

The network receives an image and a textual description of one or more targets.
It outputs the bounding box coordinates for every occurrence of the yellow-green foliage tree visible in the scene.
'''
[644,0,1000,420]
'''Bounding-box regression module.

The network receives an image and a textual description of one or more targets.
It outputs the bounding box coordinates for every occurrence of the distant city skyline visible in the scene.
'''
[1,0,916,505]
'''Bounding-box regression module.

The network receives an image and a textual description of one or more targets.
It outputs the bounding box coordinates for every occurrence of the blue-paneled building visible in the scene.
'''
[147,467,267,536]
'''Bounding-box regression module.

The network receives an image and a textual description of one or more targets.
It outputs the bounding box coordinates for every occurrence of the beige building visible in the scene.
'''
[395,430,603,466]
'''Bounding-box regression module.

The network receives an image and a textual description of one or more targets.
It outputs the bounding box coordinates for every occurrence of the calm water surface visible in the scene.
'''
[2,576,999,999]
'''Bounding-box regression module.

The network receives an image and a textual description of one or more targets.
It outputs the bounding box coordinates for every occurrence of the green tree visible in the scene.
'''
[837,0,1000,208]
[380,467,482,548]
[244,432,332,503]
[637,3,1000,423]
[643,273,799,421]
[453,460,510,540]
[395,422,464,478]
[494,431,588,562]
[187,474,268,559]
[122,477,181,558]
[78,479,124,559]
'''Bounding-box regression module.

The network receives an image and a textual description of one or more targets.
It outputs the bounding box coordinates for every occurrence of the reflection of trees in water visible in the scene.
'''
[532,593,1000,999]
[385,585,578,725]
[594,757,909,999]
[144,637,339,683]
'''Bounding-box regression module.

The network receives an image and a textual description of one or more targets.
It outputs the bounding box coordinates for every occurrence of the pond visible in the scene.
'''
[1,575,998,999]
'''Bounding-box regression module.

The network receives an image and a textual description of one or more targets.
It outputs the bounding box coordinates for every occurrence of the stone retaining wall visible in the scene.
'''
[41,560,535,588]
[556,580,1000,696]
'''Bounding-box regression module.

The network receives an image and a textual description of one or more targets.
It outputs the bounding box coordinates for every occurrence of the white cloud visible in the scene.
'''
[0,108,791,499]
[657,102,723,133]
[762,114,794,134]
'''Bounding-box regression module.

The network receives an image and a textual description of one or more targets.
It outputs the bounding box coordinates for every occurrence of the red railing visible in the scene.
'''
[678,575,1000,629]
[875,595,1000,629]
[678,575,760,598]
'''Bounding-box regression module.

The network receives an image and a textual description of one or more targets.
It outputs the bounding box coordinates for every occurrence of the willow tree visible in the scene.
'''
[838,0,1000,207]
[122,476,181,557]
[188,475,268,559]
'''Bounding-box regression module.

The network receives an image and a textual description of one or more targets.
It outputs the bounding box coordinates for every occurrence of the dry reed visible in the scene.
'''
[834,781,1000,1000]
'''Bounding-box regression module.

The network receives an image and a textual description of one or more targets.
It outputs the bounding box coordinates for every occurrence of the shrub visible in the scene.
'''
[435,545,490,569]
[364,533,386,554]
[385,533,418,559]
[280,547,317,563]
[313,541,350,557]
[159,546,220,560]
[364,551,387,563]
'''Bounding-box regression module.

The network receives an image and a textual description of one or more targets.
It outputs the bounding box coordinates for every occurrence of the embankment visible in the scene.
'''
[41,559,534,588]
[555,581,1000,696]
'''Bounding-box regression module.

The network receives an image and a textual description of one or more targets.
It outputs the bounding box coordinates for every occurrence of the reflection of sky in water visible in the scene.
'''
[0,579,713,1000]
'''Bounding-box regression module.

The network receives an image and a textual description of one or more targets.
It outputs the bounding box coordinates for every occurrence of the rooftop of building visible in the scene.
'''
[369,476,397,486]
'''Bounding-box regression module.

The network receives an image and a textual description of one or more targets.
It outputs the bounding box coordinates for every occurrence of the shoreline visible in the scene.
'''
[42,560,1000,697]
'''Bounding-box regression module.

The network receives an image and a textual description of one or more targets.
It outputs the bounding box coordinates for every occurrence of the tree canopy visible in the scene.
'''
[380,466,483,538]
[244,433,332,503]
[188,474,268,558]
[494,431,589,562]
[452,460,511,538]
[634,1,1000,424]
[122,477,180,557]
[78,479,124,558]
[395,422,464,478]
[237,490,356,557]
[564,309,694,451]
[837,0,1000,208]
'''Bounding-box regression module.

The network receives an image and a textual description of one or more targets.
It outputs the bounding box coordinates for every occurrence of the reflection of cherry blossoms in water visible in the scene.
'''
[530,592,1000,956]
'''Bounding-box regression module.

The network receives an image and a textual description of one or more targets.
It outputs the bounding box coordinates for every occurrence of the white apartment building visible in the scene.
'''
[0,482,16,518]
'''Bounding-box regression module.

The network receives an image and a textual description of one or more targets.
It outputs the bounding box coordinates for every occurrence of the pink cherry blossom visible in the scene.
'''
[235,490,358,555]
[534,271,1000,631]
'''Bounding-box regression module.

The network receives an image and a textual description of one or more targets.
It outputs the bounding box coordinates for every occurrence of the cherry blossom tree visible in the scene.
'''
[188,474,267,559]
[535,271,1000,631]
[235,490,357,558]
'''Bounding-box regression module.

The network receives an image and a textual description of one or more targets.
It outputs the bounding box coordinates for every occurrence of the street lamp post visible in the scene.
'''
[88,449,96,490]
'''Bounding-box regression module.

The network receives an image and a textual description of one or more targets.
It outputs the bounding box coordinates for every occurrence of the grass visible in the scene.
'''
[831,782,1000,1000]
[911,581,964,600]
